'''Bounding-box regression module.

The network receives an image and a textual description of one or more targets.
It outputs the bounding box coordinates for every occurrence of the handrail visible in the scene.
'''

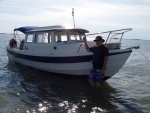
[109,33,122,43]
[85,28,132,36]
[77,28,132,52]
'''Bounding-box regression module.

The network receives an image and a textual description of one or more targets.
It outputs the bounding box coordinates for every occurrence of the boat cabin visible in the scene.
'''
[11,26,89,53]
[11,25,132,53]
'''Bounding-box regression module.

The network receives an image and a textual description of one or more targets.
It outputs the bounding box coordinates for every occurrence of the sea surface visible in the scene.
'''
[0,34,150,113]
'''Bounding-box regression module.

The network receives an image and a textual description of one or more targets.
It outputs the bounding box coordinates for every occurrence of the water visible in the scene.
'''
[0,34,150,113]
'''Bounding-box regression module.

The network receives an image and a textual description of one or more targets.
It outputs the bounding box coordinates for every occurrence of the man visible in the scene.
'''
[83,36,109,88]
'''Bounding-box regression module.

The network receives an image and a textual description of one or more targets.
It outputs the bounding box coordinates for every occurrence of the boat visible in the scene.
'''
[6,25,136,80]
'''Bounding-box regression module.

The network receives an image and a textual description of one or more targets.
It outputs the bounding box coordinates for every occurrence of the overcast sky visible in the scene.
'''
[0,0,150,40]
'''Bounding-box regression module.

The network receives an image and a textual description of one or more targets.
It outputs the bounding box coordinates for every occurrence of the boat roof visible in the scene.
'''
[14,26,37,34]
[14,25,89,34]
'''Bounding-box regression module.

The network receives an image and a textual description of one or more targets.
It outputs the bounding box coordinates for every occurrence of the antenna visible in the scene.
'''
[25,18,29,26]
[72,8,75,27]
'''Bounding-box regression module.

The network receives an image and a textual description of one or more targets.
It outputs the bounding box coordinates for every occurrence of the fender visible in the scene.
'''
[9,39,17,48]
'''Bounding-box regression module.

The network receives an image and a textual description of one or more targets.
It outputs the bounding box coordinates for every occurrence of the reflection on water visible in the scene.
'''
[0,63,145,113]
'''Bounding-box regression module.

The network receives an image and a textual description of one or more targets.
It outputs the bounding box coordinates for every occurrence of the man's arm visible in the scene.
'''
[101,56,108,75]
[83,36,90,52]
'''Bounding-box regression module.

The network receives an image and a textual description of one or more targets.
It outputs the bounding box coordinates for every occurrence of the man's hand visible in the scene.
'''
[100,68,105,75]
[83,36,87,42]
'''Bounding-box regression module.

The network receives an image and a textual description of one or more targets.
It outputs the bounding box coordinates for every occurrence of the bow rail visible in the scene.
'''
[78,28,132,52]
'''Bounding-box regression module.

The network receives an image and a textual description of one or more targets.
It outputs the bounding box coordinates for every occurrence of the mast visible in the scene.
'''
[72,8,75,28]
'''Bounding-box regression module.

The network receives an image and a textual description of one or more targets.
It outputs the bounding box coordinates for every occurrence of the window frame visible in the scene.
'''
[69,31,82,41]
[26,33,34,43]
[54,31,69,43]
[34,32,51,44]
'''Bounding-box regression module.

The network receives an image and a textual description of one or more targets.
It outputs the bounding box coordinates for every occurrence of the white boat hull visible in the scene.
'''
[6,47,132,80]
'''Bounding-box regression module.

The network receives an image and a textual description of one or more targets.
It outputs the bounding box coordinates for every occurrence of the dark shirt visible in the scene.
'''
[90,45,109,69]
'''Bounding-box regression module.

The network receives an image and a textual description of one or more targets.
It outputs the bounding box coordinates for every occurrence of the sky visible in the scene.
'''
[0,0,150,40]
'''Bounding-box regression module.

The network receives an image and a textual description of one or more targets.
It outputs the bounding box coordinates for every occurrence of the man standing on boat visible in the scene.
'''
[83,36,109,88]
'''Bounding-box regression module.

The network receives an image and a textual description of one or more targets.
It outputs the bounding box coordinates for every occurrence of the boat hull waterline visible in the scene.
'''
[7,48,132,79]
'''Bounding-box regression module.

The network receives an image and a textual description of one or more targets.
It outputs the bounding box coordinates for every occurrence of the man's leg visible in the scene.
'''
[88,69,95,87]
[88,79,95,87]
[95,69,104,88]
[95,82,101,88]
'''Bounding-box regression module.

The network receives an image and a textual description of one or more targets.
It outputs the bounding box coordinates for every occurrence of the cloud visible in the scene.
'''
[0,0,150,39]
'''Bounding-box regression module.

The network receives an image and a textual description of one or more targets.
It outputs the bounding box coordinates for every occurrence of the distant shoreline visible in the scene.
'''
[125,38,141,40]
[0,33,13,35]
[0,33,149,41]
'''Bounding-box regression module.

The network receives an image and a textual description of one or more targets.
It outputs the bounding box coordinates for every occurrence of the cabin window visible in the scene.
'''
[26,34,34,42]
[55,31,68,42]
[70,35,80,41]
[35,33,51,43]
[69,31,81,41]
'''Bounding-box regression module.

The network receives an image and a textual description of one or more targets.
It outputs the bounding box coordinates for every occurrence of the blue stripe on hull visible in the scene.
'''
[7,49,132,63]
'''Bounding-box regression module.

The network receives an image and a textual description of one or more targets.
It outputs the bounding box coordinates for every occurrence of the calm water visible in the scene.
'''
[0,34,150,113]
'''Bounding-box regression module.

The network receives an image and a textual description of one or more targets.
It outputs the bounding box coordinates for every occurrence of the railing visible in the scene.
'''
[85,28,132,44]
[77,28,132,52]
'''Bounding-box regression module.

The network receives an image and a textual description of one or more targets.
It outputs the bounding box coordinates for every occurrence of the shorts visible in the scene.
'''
[88,68,104,82]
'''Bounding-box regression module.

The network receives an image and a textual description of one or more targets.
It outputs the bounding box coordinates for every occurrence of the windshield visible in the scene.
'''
[68,30,82,41]
[55,31,68,42]
[54,30,84,43]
